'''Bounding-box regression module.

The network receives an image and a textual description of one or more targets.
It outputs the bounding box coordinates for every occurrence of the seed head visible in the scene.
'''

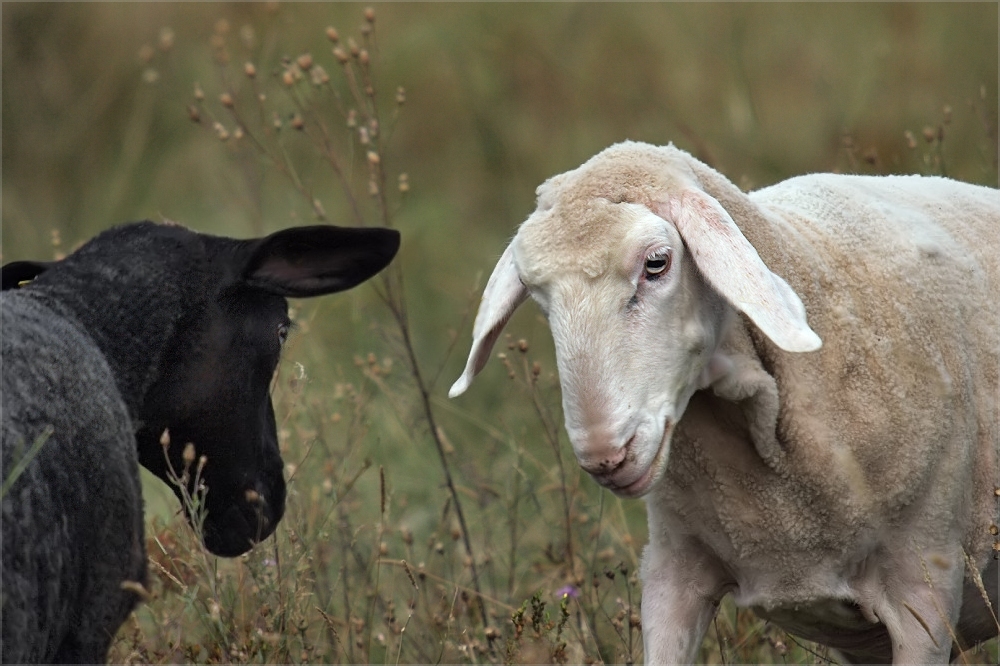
[364,7,376,23]
[187,105,201,123]
[922,126,936,143]
[990,524,999,536]
[219,92,234,109]
[359,49,370,66]
[358,126,370,145]
[904,130,917,149]
[379,542,388,556]
[396,86,406,105]
[272,112,282,130]
[244,62,257,78]
[398,173,410,193]
[518,339,528,353]
[193,82,205,101]
[348,38,360,58]
[213,122,230,141]
[282,69,295,87]
[942,105,952,125]
[367,151,380,165]
[291,114,305,131]
[333,47,349,65]
[245,489,261,503]
[182,443,196,465]
[158,27,175,52]
[326,26,340,43]
[296,53,313,71]
[310,65,329,86]
[160,429,171,448]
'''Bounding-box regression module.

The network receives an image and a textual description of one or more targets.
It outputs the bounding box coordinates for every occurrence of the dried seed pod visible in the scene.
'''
[244,62,257,78]
[326,26,339,43]
[158,27,175,52]
[333,47,349,65]
[219,92,234,109]
[187,105,201,123]
[291,114,304,131]
[364,7,375,23]
[296,53,313,71]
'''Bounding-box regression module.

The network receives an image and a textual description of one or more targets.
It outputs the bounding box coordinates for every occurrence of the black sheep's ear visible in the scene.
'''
[241,225,401,297]
[1,260,56,291]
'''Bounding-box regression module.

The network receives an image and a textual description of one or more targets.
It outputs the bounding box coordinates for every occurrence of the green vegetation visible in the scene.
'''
[3,3,997,663]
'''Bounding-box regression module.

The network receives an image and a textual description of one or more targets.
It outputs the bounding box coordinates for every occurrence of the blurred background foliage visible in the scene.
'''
[2,3,997,664]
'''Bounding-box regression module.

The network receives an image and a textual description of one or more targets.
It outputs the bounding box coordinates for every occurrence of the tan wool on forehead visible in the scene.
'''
[515,142,696,279]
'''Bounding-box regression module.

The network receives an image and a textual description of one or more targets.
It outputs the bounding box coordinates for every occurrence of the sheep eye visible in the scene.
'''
[277,323,289,346]
[644,250,671,278]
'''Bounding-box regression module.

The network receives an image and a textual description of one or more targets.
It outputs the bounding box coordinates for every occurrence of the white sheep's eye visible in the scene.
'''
[277,323,290,346]
[644,250,671,278]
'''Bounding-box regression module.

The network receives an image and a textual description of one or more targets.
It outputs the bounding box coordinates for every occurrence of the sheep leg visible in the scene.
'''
[640,540,726,664]
[869,548,965,664]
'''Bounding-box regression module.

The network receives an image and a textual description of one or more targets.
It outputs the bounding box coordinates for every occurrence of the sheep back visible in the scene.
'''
[2,290,146,663]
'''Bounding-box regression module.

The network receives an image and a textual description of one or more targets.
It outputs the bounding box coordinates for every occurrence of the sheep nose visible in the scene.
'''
[576,436,631,476]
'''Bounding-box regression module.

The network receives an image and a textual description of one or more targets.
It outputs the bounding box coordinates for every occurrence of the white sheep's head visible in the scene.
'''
[450,141,821,498]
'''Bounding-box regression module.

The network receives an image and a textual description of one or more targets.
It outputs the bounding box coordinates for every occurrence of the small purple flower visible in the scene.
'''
[555,585,580,599]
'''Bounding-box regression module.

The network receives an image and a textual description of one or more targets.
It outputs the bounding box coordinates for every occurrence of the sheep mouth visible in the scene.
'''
[595,422,672,499]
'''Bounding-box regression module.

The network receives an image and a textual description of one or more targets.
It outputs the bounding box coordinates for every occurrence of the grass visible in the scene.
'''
[2,3,998,664]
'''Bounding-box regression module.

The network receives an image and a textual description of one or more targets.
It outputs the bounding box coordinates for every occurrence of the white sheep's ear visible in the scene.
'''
[449,243,529,397]
[672,189,822,353]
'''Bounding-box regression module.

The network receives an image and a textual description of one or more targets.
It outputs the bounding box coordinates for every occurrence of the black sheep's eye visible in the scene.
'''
[277,323,290,347]
[644,249,672,279]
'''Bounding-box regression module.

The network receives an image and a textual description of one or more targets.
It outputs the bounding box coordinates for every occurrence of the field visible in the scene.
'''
[2,3,998,664]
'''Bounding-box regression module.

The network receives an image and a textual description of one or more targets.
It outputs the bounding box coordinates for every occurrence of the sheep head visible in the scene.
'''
[450,141,821,498]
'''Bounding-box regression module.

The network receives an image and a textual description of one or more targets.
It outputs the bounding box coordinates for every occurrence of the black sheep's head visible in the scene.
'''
[4,222,400,557]
[139,224,401,557]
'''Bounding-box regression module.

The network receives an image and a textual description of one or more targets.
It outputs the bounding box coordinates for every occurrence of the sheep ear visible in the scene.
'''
[449,243,528,397]
[1,260,56,291]
[672,189,822,353]
[242,225,400,297]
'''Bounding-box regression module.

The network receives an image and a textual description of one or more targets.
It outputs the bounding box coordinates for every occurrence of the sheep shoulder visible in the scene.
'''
[1,290,146,663]
[655,171,998,588]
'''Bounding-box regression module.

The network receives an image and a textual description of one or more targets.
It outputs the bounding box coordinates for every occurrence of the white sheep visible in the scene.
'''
[450,141,999,664]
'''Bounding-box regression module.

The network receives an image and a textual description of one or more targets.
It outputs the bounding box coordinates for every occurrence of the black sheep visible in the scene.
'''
[1,221,399,663]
